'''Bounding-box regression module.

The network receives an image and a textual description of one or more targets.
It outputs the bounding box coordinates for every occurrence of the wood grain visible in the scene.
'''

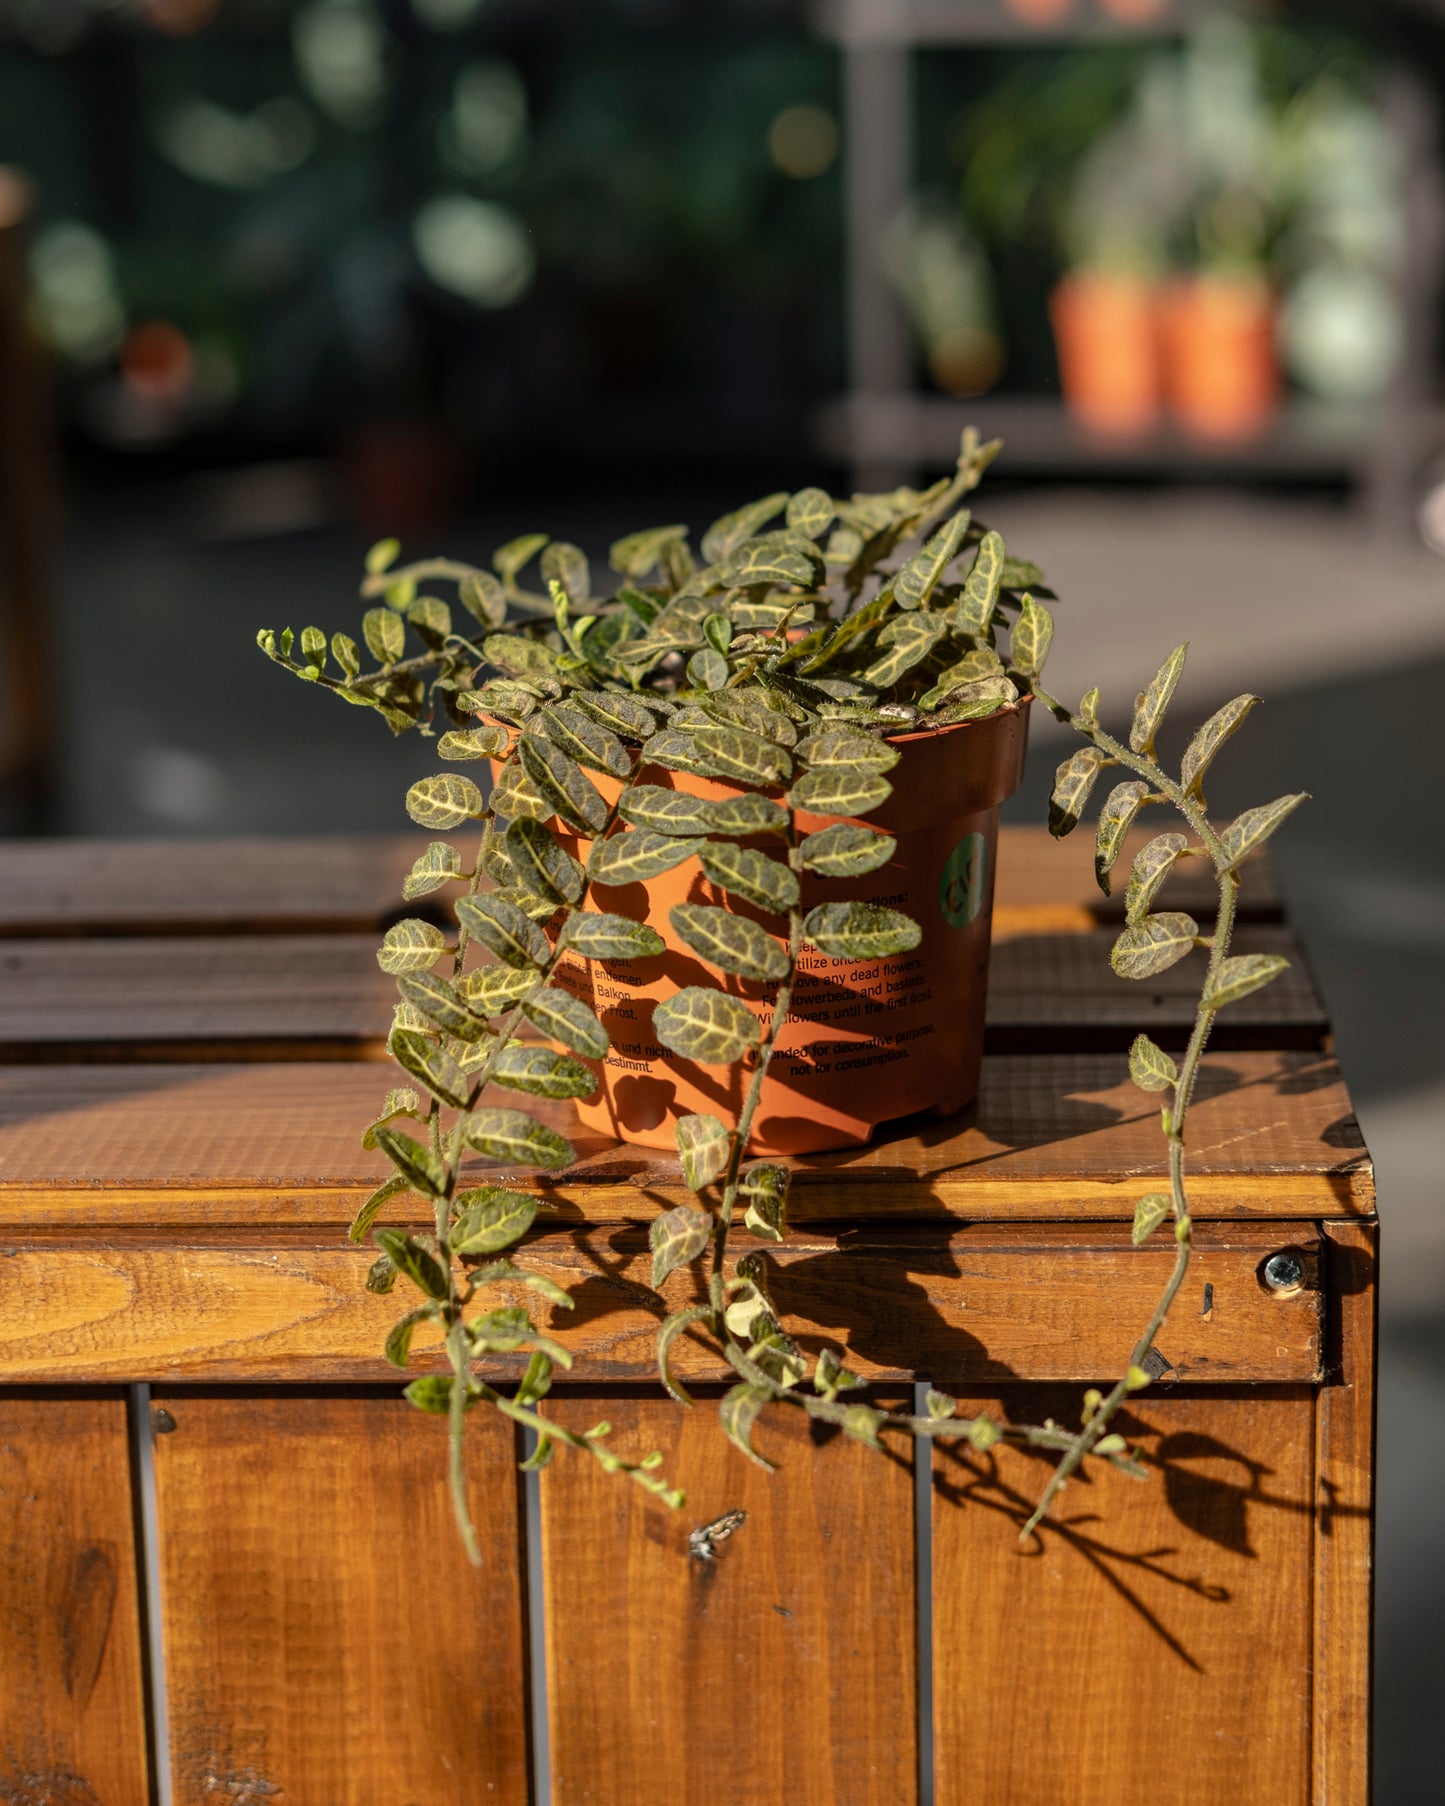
[540,1390,916,1806]
[1313,1220,1377,1805]
[0,827,1277,938]
[932,1390,1315,1806]
[152,1392,529,1805]
[0,1391,150,1804]
[0,1224,1322,1386]
[0,923,1322,1062]
[0,1051,1372,1225]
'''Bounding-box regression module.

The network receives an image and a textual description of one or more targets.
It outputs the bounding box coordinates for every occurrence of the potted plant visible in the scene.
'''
[259,428,1303,1562]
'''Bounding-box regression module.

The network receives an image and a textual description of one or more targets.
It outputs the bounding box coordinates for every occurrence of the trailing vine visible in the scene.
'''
[259,431,1302,1557]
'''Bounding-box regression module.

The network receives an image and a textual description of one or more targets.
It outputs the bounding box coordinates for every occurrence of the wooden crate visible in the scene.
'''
[0,828,1373,1805]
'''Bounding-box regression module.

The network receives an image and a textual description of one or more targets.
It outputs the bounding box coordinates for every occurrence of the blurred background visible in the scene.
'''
[0,0,1440,1791]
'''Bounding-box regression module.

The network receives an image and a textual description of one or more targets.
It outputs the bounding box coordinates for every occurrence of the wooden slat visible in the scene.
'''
[0,922,1324,1062]
[932,1390,1315,1806]
[0,1051,1372,1224]
[0,1224,1322,1386]
[152,1392,529,1804]
[1313,1221,1376,1805]
[0,1391,150,1803]
[0,827,1279,939]
[540,1391,916,1806]
[0,836,423,937]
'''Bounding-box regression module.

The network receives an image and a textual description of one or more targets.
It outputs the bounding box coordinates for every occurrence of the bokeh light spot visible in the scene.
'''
[767,106,838,180]
[413,195,534,308]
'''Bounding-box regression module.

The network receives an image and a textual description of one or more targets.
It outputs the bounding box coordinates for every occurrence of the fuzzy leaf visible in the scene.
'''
[675,1113,730,1190]
[842,1404,885,1449]
[1079,687,1100,731]
[388,1030,472,1110]
[803,901,921,960]
[408,597,451,646]
[793,729,899,772]
[740,1162,788,1242]
[1110,913,1199,980]
[384,1304,436,1370]
[374,1228,449,1302]
[455,965,542,1013]
[617,784,716,837]
[1180,693,1259,796]
[894,509,971,610]
[588,829,704,885]
[919,650,1004,711]
[406,772,484,830]
[541,540,589,606]
[671,904,788,981]
[1219,794,1308,869]
[718,1383,776,1470]
[931,679,1018,725]
[403,841,464,901]
[701,492,788,566]
[362,606,405,664]
[862,615,946,688]
[609,524,688,579]
[1125,833,1191,923]
[650,1203,713,1289]
[721,530,822,590]
[687,647,730,691]
[1129,644,1188,753]
[1132,1193,1172,1247]
[491,756,553,823]
[652,987,761,1063]
[504,816,583,906]
[493,533,549,587]
[458,570,507,628]
[570,690,661,740]
[1128,1033,1178,1093]
[1202,953,1290,1011]
[450,1185,538,1254]
[455,893,552,969]
[395,971,490,1041]
[463,1109,574,1169]
[1010,594,1053,677]
[649,725,792,788]
[560,911,666,961]
[786,486,835,538]
[539,704,630,778]
[788,766,892,817]
[658,1304,712,1405]
[521,987,609,1059]
[405,1376,457,1414]
[1049,747,1106,839]
[518,735,608,834]
[817,1347,864,1402]
[707,793,789,837]
[348,1173,409,1244]
[797,823,896,878]
[366,536,400,575]
[493,1043,597,1100]
[377,918,447,975]
[1094,781,1150,895]
[952,528,1005,635]
[698,844,799,914]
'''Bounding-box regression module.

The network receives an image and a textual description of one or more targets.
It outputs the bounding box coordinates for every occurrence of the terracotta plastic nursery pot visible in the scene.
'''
[538,700,1029,1157]
[1049,271,1161,437]
[1159,274,1278,442]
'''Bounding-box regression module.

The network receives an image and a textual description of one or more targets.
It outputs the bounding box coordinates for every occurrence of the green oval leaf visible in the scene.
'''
[374,1228,450,1301]
[698,844,798,914]
[384,1304,436,1370]
[366,536,400,576]
[862,615,946,689]
[1201,953,1290,1012]
[1219,794,1308,869]
[1128,1033,1178,1093]
[658,1303,713,1405]
[491,756,553,823]
[1049,746,1106,839]
[504,815,583,906]
[1110,913,1199,980]
[451,1186,539,1255]
[952,528,1005,635]
[377,918,448,975]
[797,823,897,878]
[1180,693,1259,797]
[652,987,761,1063]
[1124,833,1191,923]
[395,971,490,1042]
[893,509,970,610]
[609,523,689,579]
[570,690,662,740]
[462,1108,574,1169]
[455,965,542,1013]
[793,728,899,772]
[706,793,789,837]
[670,904,789,981]
[540,540,589,606]
[802,901,921,960]
[405,1375,455,1414]
[373,1128,447,1199]
[617,784,716,837]
[675,1113,730,1190]
[786,485,834,538]
[406,773,484,830]
[788,766,892,817]
[1129,644,1189,753]
[1132,1193,1172,1247]
[518,735,608,834]
[740,1162,788,1242]
[362,606,405,664]
[1094,780,1150,896]
[561,911,666,961]
[403,841,464,901]
[539,703,630,778]
[492,1043,598,1100]
[588,830,704,886]
[521,986,609,1059]
[687,647,730,691]
[459,569,507,628]
[388,1030,472,1109]
[649,1203,713,1290]
[718,1382,776,1471]
[455,893,552,969]
[1009,593,1053,678]
[701,492,788,566]
[648,724,792,788]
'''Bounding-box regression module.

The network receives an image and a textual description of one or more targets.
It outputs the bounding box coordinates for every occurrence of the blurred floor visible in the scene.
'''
[27,476,1445,1797]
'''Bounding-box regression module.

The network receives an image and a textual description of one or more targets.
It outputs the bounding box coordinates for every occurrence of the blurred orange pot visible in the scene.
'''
[1049,271,1161,436]
[538,701,1029,1156]
[1159,274,1278,441]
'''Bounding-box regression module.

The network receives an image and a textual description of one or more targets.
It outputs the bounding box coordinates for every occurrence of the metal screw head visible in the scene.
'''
[1263,1252,1305,1292]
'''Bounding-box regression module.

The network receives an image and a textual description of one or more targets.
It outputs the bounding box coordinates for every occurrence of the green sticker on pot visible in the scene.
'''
[939,832,987,930]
